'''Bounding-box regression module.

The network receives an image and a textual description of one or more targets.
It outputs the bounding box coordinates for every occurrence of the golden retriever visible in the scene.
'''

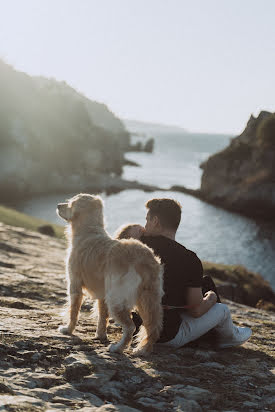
[56,193,163,356]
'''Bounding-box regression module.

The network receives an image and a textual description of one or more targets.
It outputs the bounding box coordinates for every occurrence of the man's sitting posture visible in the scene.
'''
[117,199,252,348]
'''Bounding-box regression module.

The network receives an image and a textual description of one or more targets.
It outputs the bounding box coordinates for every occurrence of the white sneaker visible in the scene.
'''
[218,326,252,349]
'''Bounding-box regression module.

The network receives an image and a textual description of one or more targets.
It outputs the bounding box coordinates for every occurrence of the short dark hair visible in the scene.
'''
[145,198,182,231]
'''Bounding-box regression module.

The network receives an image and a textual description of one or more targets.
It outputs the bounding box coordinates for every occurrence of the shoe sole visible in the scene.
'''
[218,329,252,349]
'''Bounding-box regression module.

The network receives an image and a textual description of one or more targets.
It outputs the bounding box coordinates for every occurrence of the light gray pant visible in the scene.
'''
[162,303,236,348]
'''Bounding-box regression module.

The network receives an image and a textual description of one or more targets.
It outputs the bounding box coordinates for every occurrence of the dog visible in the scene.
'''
[56,193,163,356]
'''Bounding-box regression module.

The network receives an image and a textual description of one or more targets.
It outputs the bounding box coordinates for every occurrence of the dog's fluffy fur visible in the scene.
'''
[57,193,164,356]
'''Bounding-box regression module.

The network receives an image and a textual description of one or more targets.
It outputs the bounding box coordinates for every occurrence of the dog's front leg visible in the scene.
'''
[94,299,109,341]
[59,279,83,335]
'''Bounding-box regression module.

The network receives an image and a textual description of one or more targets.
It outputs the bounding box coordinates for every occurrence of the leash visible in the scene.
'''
[162,304,198,310]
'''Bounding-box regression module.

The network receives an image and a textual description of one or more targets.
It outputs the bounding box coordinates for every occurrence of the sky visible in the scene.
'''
[0,0,275,134]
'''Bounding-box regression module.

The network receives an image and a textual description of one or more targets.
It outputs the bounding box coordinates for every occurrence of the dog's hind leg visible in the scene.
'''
[108,306,135,353]
[94,299,109,341]
[105,267,141,353]
[131,263,163,356]
[133,293,162,356]
[133,267,163,357]
[59,278,83,335]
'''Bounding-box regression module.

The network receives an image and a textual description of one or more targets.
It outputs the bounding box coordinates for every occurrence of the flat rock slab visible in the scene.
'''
[0,222,275,411]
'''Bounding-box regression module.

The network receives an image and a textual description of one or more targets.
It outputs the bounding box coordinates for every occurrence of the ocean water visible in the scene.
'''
[15,131,275,290]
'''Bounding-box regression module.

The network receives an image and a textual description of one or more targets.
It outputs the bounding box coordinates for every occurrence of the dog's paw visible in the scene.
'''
[93,333,108,343]
[58,325,72,335]
[132,347,150,357]
[108,343,124,354]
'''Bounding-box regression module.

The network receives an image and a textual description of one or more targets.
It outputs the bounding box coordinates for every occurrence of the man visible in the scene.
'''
[137,198,252,348]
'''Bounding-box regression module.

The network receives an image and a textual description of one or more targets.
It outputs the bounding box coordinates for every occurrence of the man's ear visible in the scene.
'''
[152,215,159,227]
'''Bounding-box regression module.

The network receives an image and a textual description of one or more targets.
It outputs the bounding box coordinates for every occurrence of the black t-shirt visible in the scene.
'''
[140,235,203,342]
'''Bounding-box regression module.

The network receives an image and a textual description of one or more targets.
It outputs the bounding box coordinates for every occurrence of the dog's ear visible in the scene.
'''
[92,195,104,209]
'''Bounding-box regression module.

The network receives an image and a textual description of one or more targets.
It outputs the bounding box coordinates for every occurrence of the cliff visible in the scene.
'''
[0,222,274,411]
[199,111,275,219]
[0,60,132,202]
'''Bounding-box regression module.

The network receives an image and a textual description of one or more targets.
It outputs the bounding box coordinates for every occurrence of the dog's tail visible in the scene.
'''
[134,259,164,355]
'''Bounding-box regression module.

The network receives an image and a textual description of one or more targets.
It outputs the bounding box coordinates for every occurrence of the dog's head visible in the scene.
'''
[56,193,103,224]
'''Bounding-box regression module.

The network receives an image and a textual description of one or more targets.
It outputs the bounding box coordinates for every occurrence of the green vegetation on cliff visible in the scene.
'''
[0,205,64,238]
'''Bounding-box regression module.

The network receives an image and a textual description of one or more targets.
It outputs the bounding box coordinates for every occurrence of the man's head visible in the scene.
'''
[145,198,182,237]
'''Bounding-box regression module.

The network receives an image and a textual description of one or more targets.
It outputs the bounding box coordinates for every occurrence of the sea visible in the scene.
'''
[15,128,275,290]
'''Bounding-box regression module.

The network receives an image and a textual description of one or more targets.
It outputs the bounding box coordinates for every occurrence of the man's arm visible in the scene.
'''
[185,287,217,318]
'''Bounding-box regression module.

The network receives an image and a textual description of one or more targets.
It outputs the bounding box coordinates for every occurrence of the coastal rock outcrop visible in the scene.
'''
[0,222,275,411]
[128,137,155,153]
[199,111,275,219]
[0,60,131,203]
[203,261,275,311]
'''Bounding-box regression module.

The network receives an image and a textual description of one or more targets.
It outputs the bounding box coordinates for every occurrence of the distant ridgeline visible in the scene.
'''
[200,111,275,219]
[0,60,131,202]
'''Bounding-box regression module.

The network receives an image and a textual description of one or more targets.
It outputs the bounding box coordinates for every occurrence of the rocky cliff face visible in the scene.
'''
[200,111,275,219]
[0,222,275,411]
[0,60,130,202]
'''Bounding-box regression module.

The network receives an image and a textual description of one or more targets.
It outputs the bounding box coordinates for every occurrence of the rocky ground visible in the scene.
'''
[0,222,274,411]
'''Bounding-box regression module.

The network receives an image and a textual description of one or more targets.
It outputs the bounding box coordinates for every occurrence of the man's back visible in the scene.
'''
[140,235,203,342]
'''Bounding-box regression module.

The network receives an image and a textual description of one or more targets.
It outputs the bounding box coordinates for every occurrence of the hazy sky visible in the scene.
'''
[1,0,275,134]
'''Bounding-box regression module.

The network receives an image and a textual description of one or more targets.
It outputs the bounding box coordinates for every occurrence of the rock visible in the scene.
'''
[0,381,14,395]
[0,394,46,410]
[128,137,154,153]
[264,395,275,406]
[88,405,141,412]
[49,383,90,400]
[64,363,91,381]
[32,373,64,389]
[264,383,275,392]
[38,225,56,237]
[144,138,154,153]
[200,362,225,370]
[31,352,43,362]
[202,261,275,310]
[199,111,275,220]
[193,350,216,361]
[163,385,214,402]
[30,388,53,401]
[242,400,261,408]
[76,370,117,391]
[124,158,141,167]
[64,359,93,381]
[174,397,202,412]
[136,396,169,410]
[92,381,124,401]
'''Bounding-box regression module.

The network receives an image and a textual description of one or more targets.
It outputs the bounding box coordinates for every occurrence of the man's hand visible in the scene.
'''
[204,290,218,304]
[186,288,218,318]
